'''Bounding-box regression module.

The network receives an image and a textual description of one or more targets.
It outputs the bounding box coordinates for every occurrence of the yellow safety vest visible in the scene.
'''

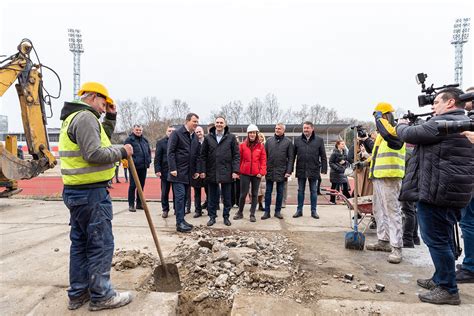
[59,110,115,185]
[369,134,406,179]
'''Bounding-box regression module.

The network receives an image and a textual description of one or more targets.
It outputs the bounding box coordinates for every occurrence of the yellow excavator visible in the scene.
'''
[0,39,58,197]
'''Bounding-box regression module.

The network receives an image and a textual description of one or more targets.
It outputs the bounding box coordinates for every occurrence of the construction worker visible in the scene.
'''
[59,82,133,311]
[361,102,405,264]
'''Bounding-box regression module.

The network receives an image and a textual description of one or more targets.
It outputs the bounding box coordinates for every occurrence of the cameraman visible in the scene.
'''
[348,127,374,197]
[457,86,474,284]
[396,87,473,305]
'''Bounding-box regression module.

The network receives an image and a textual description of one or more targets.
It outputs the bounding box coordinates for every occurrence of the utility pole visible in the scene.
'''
[67,29,84,100]
[451,18,470,88]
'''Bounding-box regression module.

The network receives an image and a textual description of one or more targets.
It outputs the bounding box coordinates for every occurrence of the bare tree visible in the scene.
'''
[291,104,310,124]
[210,100,244,125]
[166,99,190,124]
[116,99,141,133]
[245,97,265,125]
[264,93,282,124]
[141,96,164,143]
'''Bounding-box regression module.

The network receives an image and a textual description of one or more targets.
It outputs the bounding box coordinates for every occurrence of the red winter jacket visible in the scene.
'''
[239,139,267,176]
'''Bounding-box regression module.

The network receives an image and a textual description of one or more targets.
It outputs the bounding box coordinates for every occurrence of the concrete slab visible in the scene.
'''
[231,294,313,316]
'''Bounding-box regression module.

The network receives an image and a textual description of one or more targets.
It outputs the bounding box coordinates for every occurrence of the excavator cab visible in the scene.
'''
[0,39,58,197]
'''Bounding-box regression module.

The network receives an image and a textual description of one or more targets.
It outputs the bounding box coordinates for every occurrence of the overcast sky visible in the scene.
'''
[1,0,473,132]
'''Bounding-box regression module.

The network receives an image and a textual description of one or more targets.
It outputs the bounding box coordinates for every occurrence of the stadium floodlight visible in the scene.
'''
[451,18,470,88]
[67,29,84,99]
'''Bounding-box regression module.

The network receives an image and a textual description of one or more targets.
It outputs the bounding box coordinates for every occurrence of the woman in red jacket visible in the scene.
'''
[234,124,267,222]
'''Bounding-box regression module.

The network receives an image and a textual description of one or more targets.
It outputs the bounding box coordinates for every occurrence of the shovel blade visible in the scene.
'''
[345,231,365,250]
[153,263,182,292]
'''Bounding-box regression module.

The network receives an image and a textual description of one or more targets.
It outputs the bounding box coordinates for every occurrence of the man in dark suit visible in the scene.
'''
[154,126,175,218]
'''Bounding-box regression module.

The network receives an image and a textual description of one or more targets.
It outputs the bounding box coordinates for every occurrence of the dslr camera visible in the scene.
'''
[416,73,459,107]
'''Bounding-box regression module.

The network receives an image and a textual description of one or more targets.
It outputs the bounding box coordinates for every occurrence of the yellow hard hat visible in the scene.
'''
[78,82,114,104]
[374,102,394,114]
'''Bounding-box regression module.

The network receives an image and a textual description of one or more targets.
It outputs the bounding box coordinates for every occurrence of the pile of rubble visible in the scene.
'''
[112,249,157,271]
[155,227,310,304]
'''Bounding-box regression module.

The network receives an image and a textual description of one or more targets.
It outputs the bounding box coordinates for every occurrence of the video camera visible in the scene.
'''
[351,125,368,138]
[416,73,459,107]
[436,91,474,135]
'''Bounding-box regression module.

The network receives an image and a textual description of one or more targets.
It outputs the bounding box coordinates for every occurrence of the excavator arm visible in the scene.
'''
[0,39,57,197]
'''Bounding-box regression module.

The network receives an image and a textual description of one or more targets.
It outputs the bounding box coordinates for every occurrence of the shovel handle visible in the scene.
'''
[127,156,168,271]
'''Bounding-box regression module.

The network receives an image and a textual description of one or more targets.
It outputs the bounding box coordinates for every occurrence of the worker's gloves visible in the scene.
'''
[373,111,383,120]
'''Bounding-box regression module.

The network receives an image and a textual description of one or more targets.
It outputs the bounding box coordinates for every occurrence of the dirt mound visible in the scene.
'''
[112,249,157,271]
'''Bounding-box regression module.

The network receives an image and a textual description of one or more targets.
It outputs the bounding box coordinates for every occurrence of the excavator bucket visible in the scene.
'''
[0,143,51,197]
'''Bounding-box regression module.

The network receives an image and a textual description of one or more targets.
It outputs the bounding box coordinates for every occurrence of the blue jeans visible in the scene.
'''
[297,178,318,213]
[460,197,474,273]
[172,182,188,225]
[208,182,232,219]
[63,187,115,302]
[264,180,285,214]
[417,201,460,294]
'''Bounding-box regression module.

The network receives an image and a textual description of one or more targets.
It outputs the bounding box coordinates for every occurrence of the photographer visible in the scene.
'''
[396,87,473,305]
[348,127,374,197]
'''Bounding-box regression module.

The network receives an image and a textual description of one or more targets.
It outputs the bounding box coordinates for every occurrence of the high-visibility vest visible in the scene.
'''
[369,134,406,179]
[59,110,115,185]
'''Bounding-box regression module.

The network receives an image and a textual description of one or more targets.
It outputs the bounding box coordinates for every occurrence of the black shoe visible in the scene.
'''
[311,212,320,219]
[261,212,270,220]
[258,203,264,212]
[129,206,136,212]
[162,211,168,218]
[68,291,90,310]
[403,240,415,248]
[414,237,421,245]
[233,212,243,220]
[293,211,302,218]
[185,209,191,214]
[250,215,256,222]
[116,180,121,183]
[418,287,461,305]
[177,222,192,233]
[224,218,231,226]
[417,278,436,290]
[136,205,143,210]
[274,212,283,219]
[183,220,194,228]
[456,268,474,283]
[207,218,216,226]
[317,191,322,195]
[201,202,208,210]
[193,212,202,218]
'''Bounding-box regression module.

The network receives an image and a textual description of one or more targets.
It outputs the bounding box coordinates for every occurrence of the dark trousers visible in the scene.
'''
[264,180,285,214]
[128,168,147,207]
[161,178,174,212]
[297,178,318,213]
[63,187,115,302]
[114,165,120,182]
[317,174,322,193]
[172,182,189,225]
[238,175,261,215]
[417,201,460,294]
[231,179,240,206]
[401,200,419,246]
[187,186,203,213]
[208,182,232,219]
[460,197,474,273]
[329,182,351,203]
[123,167,128,182]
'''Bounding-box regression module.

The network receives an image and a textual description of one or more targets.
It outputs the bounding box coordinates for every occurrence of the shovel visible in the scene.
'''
[344,128,365,250]
[127,157,182,292]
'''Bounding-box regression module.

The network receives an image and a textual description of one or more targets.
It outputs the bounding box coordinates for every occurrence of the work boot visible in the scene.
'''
[261,212,271,220]
[250,214,256,222]
[233,212,243,220]
[388,247,402,264]
[68,291,90,310]
[162,211,168,218]
[311,211,320,219]
[292,211,303,218]
[417,278,436,290]
[128,206,136,212]
[193,211,202,218]
[183,220,194,228]
[223,218,231,226]
[418,287,461,305]
[88,291,133,311]
[366,240,391,252]
[456,268,474,283]
[274,212,283,219]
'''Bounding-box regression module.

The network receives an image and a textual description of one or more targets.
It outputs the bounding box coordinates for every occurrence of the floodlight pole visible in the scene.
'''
[451,18,470,88]
[68,29,84,100]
